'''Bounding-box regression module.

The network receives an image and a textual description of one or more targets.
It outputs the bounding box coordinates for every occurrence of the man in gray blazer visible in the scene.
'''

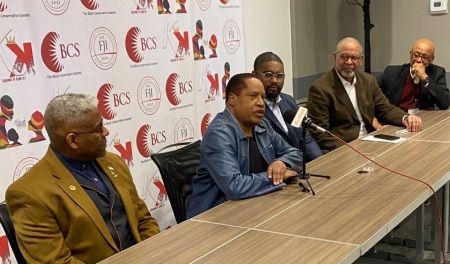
[307,37,422,153]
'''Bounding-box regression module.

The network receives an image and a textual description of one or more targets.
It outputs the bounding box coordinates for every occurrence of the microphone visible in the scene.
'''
[282,108,329,134]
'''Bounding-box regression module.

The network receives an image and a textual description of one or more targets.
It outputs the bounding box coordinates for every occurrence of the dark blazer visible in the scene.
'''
[264,93,322,162]
[6,147,160,264]
[307,69,406,153]
[377,63,449,110]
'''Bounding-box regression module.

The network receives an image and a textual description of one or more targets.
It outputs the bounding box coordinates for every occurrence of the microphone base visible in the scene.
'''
[298,172,331,180]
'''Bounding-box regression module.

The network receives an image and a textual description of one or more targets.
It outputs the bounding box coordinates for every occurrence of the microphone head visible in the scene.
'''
[282,109,297,124]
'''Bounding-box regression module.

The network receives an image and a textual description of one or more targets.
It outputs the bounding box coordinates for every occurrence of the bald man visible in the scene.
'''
[307,37,422,153]
[377,38,450,112]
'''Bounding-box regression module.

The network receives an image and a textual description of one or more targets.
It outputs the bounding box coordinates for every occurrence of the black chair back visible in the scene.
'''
[151,140,201,224]
[0,203,26,264]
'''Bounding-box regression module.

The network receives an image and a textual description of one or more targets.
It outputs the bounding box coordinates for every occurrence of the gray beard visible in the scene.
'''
[413,75,420,85]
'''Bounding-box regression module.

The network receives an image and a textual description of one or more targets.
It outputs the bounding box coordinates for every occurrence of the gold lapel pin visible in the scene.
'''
[69,185,76,191]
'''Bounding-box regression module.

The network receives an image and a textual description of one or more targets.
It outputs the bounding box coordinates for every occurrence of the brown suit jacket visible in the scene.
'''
[307,69,406,153]
[6,147,160,264]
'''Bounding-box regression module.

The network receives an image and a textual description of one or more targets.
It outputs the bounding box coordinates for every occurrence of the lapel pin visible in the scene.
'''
[69,185,76,191]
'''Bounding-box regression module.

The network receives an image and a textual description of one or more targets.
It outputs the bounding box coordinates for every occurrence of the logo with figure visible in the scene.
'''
[163,21,189,61]
[0,29,35,79]
[81,0,99,10]
[141,171,168,210]
[42,0,70,15]
[223,19,241,54]
[28,111,46,143]
[112,137,134,167]
[89,27,117,70]
[198,65,220,102]
[0,233,11,264]
[13,157,39,181]
[0,1,7,12]
[208,34,217,58]
[0,95,14,149]
[134,0,153,12]
[222,62,230,99]
[137,76,161,115]
[175,0,187,13]
[174,118,194,144]
[200,113,211,137]
[192,20,205,60]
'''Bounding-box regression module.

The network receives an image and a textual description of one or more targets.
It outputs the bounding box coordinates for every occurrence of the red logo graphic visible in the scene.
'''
[219,0,228,4]
[196,0,211,11]
[0,1,7,12]
[113,139,133,166]
[163,21,189,61]
[134,0,153,11]
[0,235,10,263]
[223,20,241,54]
[137,124,152,158]
[174,118,194,143]
[97,83,116,120]
[137,76,161,115]
[201,113,211,137]
[136,124,167,158]
[125,27,143,63]
[41,32,62,73]
[207,71,219,99]
[89,27,117,70]
[42,0,70,15]
[141,171,168,210]
[81,0,99,10]
[13,157,39,181]
[0,31,35,78]
[166,73,180,105]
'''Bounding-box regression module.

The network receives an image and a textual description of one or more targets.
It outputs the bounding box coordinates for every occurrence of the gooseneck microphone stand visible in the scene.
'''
[298,118,331,195]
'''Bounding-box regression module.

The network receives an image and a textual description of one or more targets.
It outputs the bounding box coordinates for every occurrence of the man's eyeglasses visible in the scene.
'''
[70,123,104,135]
[411,52,432,62]
[338,54,362,62]
[255,71,285,80]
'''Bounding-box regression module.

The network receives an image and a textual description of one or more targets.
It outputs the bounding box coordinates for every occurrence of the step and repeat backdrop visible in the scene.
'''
[0,0,245,262]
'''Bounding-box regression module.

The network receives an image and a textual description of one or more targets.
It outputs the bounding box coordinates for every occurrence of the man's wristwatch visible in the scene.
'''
[423,76,430,87]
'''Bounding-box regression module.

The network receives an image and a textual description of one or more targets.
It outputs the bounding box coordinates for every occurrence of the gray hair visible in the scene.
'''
[44,93,98,134]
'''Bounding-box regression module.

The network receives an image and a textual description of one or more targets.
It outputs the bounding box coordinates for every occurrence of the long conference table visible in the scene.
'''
[100,109,450,264]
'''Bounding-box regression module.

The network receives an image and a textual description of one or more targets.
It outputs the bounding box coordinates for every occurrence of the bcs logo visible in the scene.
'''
[165,73,193,106]
[174,118,194,143]
[125,27,157,63]
[223,19,241,54]
[97,83,131,120]
[13,157,39,181]
[200,113,212,137]
[41,32,80,73]
[42,0,70,15]
[136,124,166,158]
[89,27,117,70]
[137,76,161,115]
[196,0,211,11]
[0,1,7,12]
[81,0,99,10]
[0,30,35,78]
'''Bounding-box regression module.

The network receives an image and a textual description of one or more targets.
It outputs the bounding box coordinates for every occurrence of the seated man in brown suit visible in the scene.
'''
[307,37,422,153]
[6,93,160,263]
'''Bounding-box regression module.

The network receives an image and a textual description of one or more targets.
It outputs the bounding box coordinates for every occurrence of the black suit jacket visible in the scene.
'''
[264,93,322,162]
[377,63,449,110]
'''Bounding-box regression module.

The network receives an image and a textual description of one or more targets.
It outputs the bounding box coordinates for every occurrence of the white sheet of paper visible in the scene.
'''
[361,135,407,144]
